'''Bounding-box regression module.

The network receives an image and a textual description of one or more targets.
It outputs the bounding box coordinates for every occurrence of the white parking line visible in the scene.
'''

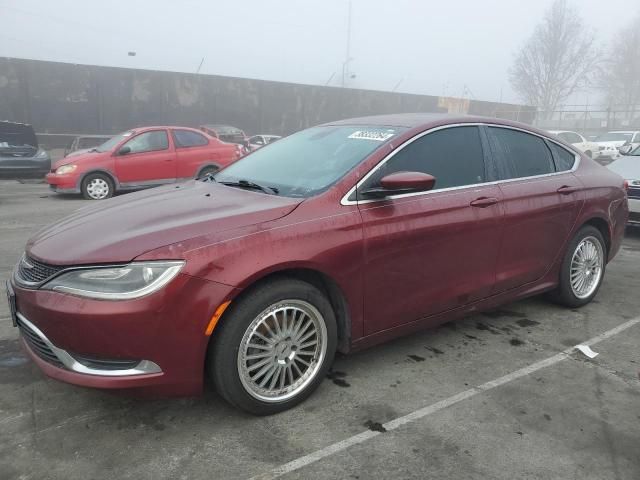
[249,316,640,480]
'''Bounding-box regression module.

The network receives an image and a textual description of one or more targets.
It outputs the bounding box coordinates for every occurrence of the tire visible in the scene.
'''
[208,278,337,415]
[197,165,219,180]
[551,225,607,308]
[81,173,114,200]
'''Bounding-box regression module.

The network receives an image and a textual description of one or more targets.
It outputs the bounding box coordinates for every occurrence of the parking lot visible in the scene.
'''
[1,180,639,480]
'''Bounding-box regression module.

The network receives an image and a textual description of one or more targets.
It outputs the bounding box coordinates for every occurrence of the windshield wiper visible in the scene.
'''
[218,179,279,195]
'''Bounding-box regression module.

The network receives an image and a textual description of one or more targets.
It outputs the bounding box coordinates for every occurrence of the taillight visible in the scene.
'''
[623,180,629,191]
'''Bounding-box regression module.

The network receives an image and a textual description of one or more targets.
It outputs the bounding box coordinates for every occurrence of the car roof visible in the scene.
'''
[323,113,548,136]
[548,130,579,134]
[608,130,639,133]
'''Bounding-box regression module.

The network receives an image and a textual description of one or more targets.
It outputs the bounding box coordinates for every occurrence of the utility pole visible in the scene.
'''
[342,0,352,88]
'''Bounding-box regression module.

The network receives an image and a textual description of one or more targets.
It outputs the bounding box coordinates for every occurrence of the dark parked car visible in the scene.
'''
[7,114,628,415]
[199,124,247,145]
[0,121,51,178]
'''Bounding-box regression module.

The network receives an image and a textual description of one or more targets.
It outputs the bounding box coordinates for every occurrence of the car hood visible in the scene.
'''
[27,181,303,265]
[607,156,640,180]
[53,150,107,168]
[0,121,38,148]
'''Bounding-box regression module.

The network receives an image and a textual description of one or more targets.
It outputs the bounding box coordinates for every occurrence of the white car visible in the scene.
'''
[247,134,281,151]
[607,147,640,225]
[594,131,640,162]
[548,130,599,158]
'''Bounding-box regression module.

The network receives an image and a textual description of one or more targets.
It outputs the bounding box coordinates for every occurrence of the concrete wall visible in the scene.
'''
[0,57,535,138]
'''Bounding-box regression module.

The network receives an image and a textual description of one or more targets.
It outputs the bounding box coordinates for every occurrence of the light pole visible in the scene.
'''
[341,0,353,87]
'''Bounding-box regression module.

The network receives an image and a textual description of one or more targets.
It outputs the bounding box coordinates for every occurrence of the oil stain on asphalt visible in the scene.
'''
[364,420,387,432]
[326,369,350,387]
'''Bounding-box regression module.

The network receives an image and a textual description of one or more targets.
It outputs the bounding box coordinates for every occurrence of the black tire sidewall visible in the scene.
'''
[81,173,114,200]
[557,225,607,308]
[209,278,337,415]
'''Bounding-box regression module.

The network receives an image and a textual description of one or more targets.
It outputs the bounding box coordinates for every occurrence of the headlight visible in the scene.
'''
[55,164,77,175]
[41,261,184,300]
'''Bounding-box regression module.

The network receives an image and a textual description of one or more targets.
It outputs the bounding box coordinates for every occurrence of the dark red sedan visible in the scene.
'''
[8,114,628,414]
[46,126,242,199]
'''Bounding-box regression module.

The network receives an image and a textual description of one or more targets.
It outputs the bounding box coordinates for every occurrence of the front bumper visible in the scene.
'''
[11,273,239,396]
[46,172,81,193]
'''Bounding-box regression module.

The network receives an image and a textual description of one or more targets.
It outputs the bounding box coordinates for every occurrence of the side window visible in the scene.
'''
[547,141,577,172]
[567,132,583,144]
[251,136,265,145]
[173,130,208,147]
[557,132,571,143]
[488,127,555,179]
[365,126,486,191]
[634,133,640,142]
[123,131,168,154]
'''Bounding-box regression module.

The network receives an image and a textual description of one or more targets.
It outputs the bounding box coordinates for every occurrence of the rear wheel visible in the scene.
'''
[197,165,219,180]
[552,225,606,308]
[81,173,114,200]
[208,278,337,415]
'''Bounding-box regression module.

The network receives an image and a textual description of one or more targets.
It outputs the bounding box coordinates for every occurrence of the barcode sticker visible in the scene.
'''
[348,130,396,141]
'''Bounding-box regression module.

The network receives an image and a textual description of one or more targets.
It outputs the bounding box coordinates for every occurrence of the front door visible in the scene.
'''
[358,125,504,335]
[115,129,176,186]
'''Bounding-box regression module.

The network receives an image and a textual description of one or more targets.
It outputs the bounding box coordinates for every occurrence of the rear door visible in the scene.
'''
[358,125,504,335]
[172,129,218,179]
[115,129,176,186]
[486,126,583,294]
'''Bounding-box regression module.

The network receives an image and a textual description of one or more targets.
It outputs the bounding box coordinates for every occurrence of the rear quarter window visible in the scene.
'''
[547,141,577,171]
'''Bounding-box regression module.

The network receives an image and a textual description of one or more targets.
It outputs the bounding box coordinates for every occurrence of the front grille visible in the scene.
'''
[628,187,640,200]
[16,255,65,285]
[629,211,640,224]
[71,353,141,371]
[17,317,64,368]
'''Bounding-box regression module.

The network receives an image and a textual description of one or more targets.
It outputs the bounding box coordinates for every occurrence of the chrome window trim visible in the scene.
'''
[17,313,162,376]
[340,123,581,206]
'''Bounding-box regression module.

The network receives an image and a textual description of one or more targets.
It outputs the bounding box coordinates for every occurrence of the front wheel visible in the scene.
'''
[81,173,114,200]
[208,278,337,415]
[552,225,606,308]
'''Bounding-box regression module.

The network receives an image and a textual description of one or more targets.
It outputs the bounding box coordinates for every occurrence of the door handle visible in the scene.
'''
[557,185,579,195]
[469,197,500,208]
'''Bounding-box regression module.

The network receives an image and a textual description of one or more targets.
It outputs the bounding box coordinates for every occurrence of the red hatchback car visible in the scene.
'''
[46,126,242,199]
[8,114,628,414]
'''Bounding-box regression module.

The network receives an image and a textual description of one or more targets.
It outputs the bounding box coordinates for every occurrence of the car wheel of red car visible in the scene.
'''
[209,278,337,415]
[81,173,114,200]
[552,225,606,308]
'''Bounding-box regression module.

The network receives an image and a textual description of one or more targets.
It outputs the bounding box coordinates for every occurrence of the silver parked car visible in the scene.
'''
[607,146,640,226]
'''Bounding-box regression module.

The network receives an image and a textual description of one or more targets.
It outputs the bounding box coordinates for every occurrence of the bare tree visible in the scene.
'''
[598,14,640,115]
[509,0,600,116]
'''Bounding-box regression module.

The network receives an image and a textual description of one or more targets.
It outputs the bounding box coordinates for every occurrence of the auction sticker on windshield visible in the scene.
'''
[348,130,397,141]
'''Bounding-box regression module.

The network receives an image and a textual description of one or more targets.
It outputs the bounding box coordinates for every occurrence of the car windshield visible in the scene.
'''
[595,132,633,142]
[629,145,640,156]
[95,131,134,152]
[214,125,405,197]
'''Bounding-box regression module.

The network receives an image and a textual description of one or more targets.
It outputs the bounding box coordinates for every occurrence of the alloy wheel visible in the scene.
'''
[237,299,327,403]
[569,236,604,299]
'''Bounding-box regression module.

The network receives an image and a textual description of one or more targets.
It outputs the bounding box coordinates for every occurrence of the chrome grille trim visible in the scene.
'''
[14,254,66,288]
[16,313,162,377]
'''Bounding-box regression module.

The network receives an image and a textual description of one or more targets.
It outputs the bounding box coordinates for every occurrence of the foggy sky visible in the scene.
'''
[0,0,637,105]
